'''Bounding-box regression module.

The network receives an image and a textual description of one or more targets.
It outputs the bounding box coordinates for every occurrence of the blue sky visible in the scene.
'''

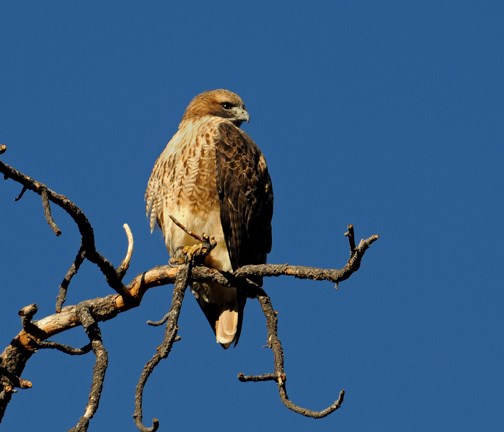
[1,1,503,431]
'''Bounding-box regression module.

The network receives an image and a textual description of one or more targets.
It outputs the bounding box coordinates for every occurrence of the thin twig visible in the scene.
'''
[56,244,86,312]
[254,293,345,418]
[237,372,282,382]
[169,215,207,243]
[345,223,356,254]
[116,223,134,280]
[35,340,92,355]
[41,188,62,236]
[69,306,108,432]
[0,159,133,301]
[133,263,191,432]
[147,311,171,327]
[14,185,27,201]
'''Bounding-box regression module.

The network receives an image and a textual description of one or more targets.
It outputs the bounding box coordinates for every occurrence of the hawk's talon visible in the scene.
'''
[169,257,186,266]
[181,237,216,262]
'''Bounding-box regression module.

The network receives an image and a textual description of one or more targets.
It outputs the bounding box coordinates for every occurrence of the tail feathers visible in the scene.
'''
[215,309,238,348]
[191,281,245,349]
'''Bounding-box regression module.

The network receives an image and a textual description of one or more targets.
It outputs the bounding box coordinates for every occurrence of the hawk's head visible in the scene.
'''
[182,89,250,127]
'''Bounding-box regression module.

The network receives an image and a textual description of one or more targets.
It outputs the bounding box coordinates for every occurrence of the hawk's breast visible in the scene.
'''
[152,116,233,272]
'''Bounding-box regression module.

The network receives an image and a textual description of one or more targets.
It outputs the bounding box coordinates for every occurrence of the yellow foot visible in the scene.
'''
[169,256,186,266]
[182,234,216,261]
[170,234,217,265]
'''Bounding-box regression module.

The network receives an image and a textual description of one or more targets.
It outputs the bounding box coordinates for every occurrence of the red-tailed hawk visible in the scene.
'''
[145,89,273,348]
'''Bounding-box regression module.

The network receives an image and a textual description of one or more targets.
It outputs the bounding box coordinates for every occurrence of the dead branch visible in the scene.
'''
[70,305,109,432]
[0,147,379,430]
[133,263,191,432]
[240,293,345,418]
[117,223,134,279]
[35,340,92,355]
[0,150,132,301]
[41,187,62,236]
[345,223,356,254]
[56,244,87,312]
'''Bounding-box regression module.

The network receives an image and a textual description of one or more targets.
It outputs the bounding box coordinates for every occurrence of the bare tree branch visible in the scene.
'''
[117,223,134,280]
[41,187,62,236]
[14,185,28,201]
[0,147,379,429]
[69,305,109,432]
[35,340,92,355]
[0,154,132,301]
[133,263,191,432]
[56,243,87,312]
[345,223,356,254]
[260,293,344,418]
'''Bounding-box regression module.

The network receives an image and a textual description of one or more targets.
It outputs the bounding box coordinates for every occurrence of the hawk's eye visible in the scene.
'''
[221,102,233,110]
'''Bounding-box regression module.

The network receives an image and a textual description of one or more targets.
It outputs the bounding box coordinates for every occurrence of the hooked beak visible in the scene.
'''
[232,107,250,125]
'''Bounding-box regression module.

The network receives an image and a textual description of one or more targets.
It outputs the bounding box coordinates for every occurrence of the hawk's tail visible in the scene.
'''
[191,281,246,349]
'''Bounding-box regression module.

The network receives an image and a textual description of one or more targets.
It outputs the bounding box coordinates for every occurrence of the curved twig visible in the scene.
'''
[133,263,191,432]
[238,292,345,418]
[236,225,369,417]
[146,312,171,327]
[69,306,108,432]
[259,293,344,418]
[117,223,134,280]
[14,185,27,201]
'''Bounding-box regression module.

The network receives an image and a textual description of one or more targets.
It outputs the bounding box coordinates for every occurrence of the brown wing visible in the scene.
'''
[214,122,273,272]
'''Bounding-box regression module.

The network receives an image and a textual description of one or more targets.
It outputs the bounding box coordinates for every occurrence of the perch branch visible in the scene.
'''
[234,233,379,285]
[1,152,379,427]
[1,240,378,421]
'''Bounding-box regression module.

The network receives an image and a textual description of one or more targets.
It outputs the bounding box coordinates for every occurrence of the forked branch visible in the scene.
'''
[0,149,132,301]
[0,147,379,430]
